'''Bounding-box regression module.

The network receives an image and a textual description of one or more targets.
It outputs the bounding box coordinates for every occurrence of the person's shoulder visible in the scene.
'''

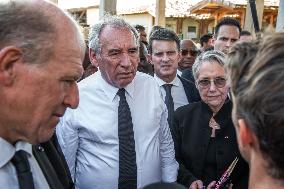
[135,71,155,80]
[78,72,98,88]
[134,71,157,88]
[176,101,202,115]
[178,75,195,86]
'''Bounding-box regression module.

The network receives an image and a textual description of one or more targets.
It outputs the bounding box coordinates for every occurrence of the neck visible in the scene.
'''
[0,126,16,144]
[249,152,284,189]
[160,74,176,84]
[209,102,224,114]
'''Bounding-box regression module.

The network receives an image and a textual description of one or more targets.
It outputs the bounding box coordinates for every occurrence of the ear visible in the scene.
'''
[89,48,99,68]
[212,37,216,46]
[177,51,181,62]
[238,119,259,150]
[0,46,22,86]
[147,54,153,65]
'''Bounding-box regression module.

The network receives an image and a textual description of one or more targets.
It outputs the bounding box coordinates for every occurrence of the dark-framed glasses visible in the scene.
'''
[181,49,198,56]
[197,77,227,88]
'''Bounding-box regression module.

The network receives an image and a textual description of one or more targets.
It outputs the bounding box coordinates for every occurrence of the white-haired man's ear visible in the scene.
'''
[89,48,99,68]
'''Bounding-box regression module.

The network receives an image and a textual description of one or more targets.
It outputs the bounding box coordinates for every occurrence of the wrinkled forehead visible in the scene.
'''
[100,26,138,48]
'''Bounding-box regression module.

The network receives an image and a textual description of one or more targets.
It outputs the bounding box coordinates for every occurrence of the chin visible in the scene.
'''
[38,130,55,144]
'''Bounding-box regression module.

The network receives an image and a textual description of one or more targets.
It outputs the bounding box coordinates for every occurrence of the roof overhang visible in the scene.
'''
[189,0,235,14]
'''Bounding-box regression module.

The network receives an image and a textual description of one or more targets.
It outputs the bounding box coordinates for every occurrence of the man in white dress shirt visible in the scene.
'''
[56,15,178,189]
[148,28,200,127]
[0,0,85,189]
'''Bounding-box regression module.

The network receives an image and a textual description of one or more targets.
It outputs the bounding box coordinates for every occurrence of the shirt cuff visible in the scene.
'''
[162,161,179,182]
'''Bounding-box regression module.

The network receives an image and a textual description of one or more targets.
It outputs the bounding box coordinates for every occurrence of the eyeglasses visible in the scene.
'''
[197,77,227,88]
[181,49,198,56]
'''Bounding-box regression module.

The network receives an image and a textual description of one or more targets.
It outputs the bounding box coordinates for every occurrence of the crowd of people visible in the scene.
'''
[1,1,284,189]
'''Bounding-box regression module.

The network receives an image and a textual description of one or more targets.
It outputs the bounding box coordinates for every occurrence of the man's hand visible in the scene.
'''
[189,180,203,189]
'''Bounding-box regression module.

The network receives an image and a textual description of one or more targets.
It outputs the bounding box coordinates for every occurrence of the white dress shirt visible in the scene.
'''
[0,138,50,189]
[154,74,189,110]
[177,69,182,77]
[56,71,178,189]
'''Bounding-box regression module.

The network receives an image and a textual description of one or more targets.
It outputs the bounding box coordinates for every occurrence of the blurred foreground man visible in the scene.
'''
[227,33,284,189]
[0,0,85,189]
[57,15,178,189]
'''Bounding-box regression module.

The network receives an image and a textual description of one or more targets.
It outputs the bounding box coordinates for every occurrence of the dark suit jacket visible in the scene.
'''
[172,100,249,188]
[181,69,195,83]
[177,75,200,103]
[32,134,74,189]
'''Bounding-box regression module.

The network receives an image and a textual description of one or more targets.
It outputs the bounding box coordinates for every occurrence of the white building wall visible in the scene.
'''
[120,13,153,34]
[87,8,100,26]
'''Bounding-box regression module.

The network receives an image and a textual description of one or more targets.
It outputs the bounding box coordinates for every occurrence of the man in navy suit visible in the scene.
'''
[148,28,200,127]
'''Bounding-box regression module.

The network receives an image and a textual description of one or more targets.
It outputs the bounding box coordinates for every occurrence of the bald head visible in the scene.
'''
[181,40,198,51]
[0,0,85,64]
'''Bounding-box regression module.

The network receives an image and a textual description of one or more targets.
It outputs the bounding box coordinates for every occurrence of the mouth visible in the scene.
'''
[182,61,193,64]
[207,96,220,99]
[161,64,172,68]
[53,112,64,118]
[119,72,134,78]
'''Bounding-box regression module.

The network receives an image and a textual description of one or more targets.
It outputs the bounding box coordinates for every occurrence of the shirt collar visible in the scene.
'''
[97,70,135,101]
[154,74,180,87]
[0,138,32,168]
[177,69,182,76]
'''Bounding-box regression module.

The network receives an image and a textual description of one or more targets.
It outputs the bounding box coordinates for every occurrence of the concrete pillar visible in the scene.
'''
[244,0,264,33]
[276,0,284,31]
[155,0,166,27]
[99,0,117,19]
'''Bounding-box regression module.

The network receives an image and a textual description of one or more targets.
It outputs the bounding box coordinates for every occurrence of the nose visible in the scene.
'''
[63,83,80,109]
[120,53,132,67]
[162,54,170,62]
[226,40,233,48]
[209,81,217,92]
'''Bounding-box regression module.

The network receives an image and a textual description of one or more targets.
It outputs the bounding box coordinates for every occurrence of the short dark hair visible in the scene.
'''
[227,33,284,180]
[148,28,180,54]
[149,25,163,38]
[240,30,252,36]
[134,24,145,32]
[214,17,241,37]
[200,33,213,47]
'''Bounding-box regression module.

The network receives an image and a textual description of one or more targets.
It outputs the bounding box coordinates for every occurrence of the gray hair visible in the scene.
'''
[0,0,58,64]
[88,14,139,55]
[192,50,226,80]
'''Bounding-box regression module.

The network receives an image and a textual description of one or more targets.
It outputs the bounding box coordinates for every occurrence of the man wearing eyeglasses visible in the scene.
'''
[148,28,200,128]
[179,39,200,83]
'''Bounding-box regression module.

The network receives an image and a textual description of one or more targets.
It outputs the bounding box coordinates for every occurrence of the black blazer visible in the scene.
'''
[181,68,195,83]
[172,100,249,188]
[178,75,200,103]
[33,134,74,189]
